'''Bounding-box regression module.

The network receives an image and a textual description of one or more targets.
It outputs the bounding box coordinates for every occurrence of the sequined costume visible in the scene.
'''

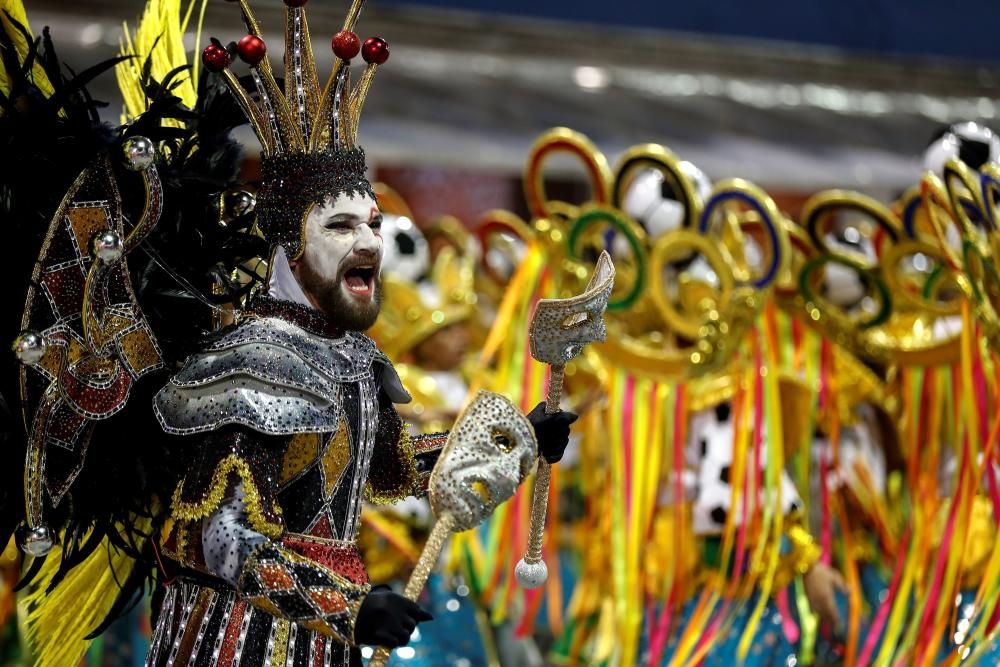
[0,1,539,664]
[145,296,447,666]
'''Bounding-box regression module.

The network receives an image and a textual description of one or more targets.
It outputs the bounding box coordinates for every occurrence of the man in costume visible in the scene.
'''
[149,2,582,664]
[2,1,577,666]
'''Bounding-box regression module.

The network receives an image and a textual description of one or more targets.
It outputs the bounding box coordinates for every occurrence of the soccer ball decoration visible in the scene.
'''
[689,401,801,536]
[380,213,431,282]
[819,225,872,311]
[923,121,1000,176]
[621,161,712,240]
[620,160,714,290]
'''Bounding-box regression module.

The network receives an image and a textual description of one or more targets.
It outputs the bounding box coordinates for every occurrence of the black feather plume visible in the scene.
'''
[1,16,258,636]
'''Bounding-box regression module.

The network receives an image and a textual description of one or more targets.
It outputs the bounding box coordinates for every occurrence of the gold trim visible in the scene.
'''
[284,6,321,145]
[171,454,283,539]
[364,429,418,505]
[269,620,290,667]
[221,70,273,156]
[343,63,378,148]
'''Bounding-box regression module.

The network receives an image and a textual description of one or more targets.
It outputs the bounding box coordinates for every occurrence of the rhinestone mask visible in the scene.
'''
[428,391,537,531]
[529,250,615,366]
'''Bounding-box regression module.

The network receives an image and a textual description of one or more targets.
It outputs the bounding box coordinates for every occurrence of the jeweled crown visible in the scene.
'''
[203,0,386,257]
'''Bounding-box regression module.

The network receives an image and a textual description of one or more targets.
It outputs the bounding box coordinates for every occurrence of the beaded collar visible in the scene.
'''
[245,294,344,339]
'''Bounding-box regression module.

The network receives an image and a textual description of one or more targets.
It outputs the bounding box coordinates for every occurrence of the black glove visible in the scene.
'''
[527,401,578,463]
[354,586,433,648]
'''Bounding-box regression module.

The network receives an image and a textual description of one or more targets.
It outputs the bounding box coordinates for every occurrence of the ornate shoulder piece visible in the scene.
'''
[14,143,164,555]
[153,316,376,435]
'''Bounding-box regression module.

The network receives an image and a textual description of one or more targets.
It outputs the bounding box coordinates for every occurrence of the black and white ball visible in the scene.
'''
[622,161,712,240]
[924,121,1000,176]
[690,402,739,535]
[621,162,718,297]
[380,214,430,283]
[689,401,802,536]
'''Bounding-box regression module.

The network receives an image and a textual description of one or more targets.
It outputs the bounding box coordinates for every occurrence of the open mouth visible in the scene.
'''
[342,264,377,298]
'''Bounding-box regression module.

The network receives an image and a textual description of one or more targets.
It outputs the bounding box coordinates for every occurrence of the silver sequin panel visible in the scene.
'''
[171,343,340,396]
[153,317,376,435]
[342,378,377,541]
[154,372,344,436]
[202,318,376,382]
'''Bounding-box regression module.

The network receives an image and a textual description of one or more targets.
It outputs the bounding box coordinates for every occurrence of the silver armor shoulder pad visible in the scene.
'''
[153,317,377,435]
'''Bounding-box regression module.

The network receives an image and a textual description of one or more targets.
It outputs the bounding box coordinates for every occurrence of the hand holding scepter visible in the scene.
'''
[370,390,539,666]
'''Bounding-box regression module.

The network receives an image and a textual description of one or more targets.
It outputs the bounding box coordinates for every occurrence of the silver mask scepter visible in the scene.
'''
[370,390,537,666]
[515,250,615,588]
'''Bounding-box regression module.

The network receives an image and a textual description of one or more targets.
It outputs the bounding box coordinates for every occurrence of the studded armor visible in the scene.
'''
[146,298,444,667]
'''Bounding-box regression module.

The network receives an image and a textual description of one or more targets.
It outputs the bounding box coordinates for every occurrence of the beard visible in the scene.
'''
[297,258,383,331]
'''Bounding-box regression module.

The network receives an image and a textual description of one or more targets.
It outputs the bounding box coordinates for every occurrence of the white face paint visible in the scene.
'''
[293,192,385,328]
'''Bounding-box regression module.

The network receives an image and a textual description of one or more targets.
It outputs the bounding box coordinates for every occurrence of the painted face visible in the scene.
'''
[293,193,384,330]
[429,391,537,531]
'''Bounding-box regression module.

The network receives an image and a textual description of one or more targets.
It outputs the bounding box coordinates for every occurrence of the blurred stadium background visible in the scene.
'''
[28,0,1000,225]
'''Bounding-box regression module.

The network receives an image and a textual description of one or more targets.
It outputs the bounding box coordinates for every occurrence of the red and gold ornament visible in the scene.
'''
[202,43,232,72]
[237,34,267,65]
[361,37,389,65]
[332,30,361,61]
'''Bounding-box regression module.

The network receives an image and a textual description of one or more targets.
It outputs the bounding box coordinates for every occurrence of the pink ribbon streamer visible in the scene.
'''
[855,528,912,667]
[775,587,800,645]
[646,388,687,665]
[913,443,969,665]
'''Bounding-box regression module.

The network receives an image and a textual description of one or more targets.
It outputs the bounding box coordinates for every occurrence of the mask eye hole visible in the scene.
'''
[471,481,492,505]
[491,428,515,452]
[561,311,591,329]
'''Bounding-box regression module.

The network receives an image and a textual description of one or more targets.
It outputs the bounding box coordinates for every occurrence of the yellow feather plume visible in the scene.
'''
[21,518,151,667]
[0,0,55,100]
[116,0,207,123]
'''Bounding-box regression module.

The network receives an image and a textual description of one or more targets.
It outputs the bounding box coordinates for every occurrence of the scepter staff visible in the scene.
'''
[515,250,615,588]
[370,390,539,666]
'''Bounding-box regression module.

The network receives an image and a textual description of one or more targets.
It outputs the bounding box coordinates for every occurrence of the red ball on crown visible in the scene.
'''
[202,44,232,72]
[362,37,389,65]
[237,35,267,65]
[332,30,361,60]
